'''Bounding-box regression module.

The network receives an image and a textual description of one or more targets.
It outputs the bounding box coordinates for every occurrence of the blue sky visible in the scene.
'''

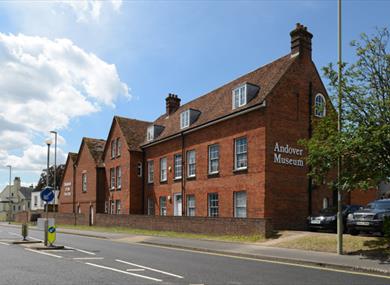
[0,0,389,190]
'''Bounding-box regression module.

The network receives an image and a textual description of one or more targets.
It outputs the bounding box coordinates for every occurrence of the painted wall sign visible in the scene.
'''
[273,142,304,167]
[64,182,72,196]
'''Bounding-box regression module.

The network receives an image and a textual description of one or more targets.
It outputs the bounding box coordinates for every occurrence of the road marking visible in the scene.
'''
[8,232,20,236]
[85,262,162,282]
[126,269,145,272]
[137,243,390,280]
[0,242,10,246]
[66,247,96,255]
[116,259,184,279]
[73,257,104,260]
[28,236,42,241]
[25,248,63,259]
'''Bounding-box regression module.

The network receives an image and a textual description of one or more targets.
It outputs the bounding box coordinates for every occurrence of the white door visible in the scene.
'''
[174,193,182,216]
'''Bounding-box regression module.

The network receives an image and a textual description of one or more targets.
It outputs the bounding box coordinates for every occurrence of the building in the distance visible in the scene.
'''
[59,24,379,230]
[0,177,32,221]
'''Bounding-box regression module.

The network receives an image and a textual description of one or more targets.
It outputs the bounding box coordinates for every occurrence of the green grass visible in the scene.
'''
[56,224,265,243]
[275,234,389,254]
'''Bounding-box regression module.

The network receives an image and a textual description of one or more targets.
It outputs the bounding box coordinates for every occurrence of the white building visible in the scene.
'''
[31,188,60,211]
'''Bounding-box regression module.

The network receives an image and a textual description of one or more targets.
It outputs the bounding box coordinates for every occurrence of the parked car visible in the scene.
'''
[347,199,390,236]
[307,205,362,232]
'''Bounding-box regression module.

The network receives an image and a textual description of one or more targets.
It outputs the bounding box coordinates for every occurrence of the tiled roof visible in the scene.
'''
[115,116,151,151]
[143,54,295,145]
[69,152,78,163]
[83,137,106,165]
[19,187,32,200]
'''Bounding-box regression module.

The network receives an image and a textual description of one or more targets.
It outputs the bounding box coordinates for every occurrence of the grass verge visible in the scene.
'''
[56,224,266,243]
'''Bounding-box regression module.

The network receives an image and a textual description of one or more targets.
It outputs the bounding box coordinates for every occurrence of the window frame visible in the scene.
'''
[137,162,143,177]
[147,126,154,142]
[180,110,190,129]
[186,195,196,217]
[234,137,248,171]
[314,93,326,117]
[116,166,121,190]
[116,200,121,214]
[147,198,154,215]
[160,157,167,182]
[208,193,219,217]
[159,196,167,216]
[110,168,115,190]
[116,138,121,157]
[147,160,154,184]
[232,84,247,109]
[111,139,116,158]
[208,144,220,174]
[234,191,247,218]
[187,150,196,178]
[82,173,87,193]
[174,154,182,180]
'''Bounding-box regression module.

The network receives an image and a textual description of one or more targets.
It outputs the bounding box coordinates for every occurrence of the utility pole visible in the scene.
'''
[6,165,11,224]
[50,131,57,214]
[337,0,343,255]
[44,139,52,246]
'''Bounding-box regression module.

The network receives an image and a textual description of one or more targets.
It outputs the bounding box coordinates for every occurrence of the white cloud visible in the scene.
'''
[0,32,129,171]
[58,0,122,22]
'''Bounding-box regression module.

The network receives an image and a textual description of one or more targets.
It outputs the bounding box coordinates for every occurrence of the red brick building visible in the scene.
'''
[58,152,77,214]
[73,137,106,224]
[142,24,335,229]
[102,116,150,215]
[59,24,377,230]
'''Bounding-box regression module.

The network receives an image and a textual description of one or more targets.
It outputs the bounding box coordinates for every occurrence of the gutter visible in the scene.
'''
[142,100,267,149]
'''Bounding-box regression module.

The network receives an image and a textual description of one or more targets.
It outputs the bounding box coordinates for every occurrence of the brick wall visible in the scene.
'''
[59,156,75,214]
[15,211,88,225]
[95,214,272,237]
[350,189,379,206]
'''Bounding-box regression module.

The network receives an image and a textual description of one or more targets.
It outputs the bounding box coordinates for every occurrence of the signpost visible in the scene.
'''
[47,226,56,245]
[40,186,55,246]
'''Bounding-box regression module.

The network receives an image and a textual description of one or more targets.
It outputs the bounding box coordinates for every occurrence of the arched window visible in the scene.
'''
[314,93,326,117]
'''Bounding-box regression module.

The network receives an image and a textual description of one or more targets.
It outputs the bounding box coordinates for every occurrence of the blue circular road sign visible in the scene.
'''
[40,186,54,202]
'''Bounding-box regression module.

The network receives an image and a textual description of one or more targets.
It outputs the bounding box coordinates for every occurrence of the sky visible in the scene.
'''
[0,0,389,190]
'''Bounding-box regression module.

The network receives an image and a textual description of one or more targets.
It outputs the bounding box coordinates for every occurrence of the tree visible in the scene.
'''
[34,164,65,191]
[303,28,390,192]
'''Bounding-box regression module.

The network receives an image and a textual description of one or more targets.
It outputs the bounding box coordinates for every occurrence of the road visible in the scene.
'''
[0,224,389,285]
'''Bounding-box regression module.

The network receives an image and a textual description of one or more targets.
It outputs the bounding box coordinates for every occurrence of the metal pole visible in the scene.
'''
[7,165,11,224]
[44,142,51,246]
[337,0,343,255]
[51,131,57,214]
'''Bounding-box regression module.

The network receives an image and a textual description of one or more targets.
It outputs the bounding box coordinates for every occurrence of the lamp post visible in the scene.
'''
[337,0,343,255]
[44,138,52,246]
[50,131,57,214]
[6,165,11,224]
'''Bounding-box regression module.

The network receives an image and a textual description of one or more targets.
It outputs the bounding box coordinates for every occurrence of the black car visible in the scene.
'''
[307,205,362,232]
[347,199,390,236]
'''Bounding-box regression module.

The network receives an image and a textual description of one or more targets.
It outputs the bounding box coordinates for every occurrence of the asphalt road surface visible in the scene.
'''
[0,224,389,285]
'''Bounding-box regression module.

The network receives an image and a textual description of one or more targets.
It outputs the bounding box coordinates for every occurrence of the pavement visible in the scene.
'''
[2,223,388,276]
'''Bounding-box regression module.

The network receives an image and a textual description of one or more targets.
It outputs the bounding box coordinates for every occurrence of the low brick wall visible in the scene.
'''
[95,214,272,237]
[15,211,272,237]
[14,211,88,226]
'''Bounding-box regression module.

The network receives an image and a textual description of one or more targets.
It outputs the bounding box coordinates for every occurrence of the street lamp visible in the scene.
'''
[6,165,11,224]
[44,138,52,247]
[50,131,57,213]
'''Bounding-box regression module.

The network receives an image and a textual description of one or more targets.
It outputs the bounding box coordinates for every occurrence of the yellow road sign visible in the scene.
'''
[48,225,56,245]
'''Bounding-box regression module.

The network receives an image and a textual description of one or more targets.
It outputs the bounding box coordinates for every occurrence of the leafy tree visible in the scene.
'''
[303,28,390,192]
[34,164,65,191]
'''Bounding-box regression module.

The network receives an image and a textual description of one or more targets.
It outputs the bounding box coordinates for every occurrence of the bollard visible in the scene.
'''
[21,224,28,241]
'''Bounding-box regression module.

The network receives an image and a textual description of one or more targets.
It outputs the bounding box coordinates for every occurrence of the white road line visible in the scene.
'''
[73,257,104,260]
[85,262,162,282]
[28,236,42,241]
[126,269,145,272]
[66,247,96,255]
[116,259,184,279]
[0,242,10,246]
[8,232,20,236]
[25,248,63,259]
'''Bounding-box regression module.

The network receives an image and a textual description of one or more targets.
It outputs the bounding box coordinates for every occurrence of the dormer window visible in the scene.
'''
[180,110,190,129]
[147,126,154,141]
[180,109,201,129]
[233,85,247,109]
[314,93,326,117]
[146,125,165,142]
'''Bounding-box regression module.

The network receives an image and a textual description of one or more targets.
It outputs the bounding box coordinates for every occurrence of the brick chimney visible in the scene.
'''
[290,23,313,59]
[166,93,181,115]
